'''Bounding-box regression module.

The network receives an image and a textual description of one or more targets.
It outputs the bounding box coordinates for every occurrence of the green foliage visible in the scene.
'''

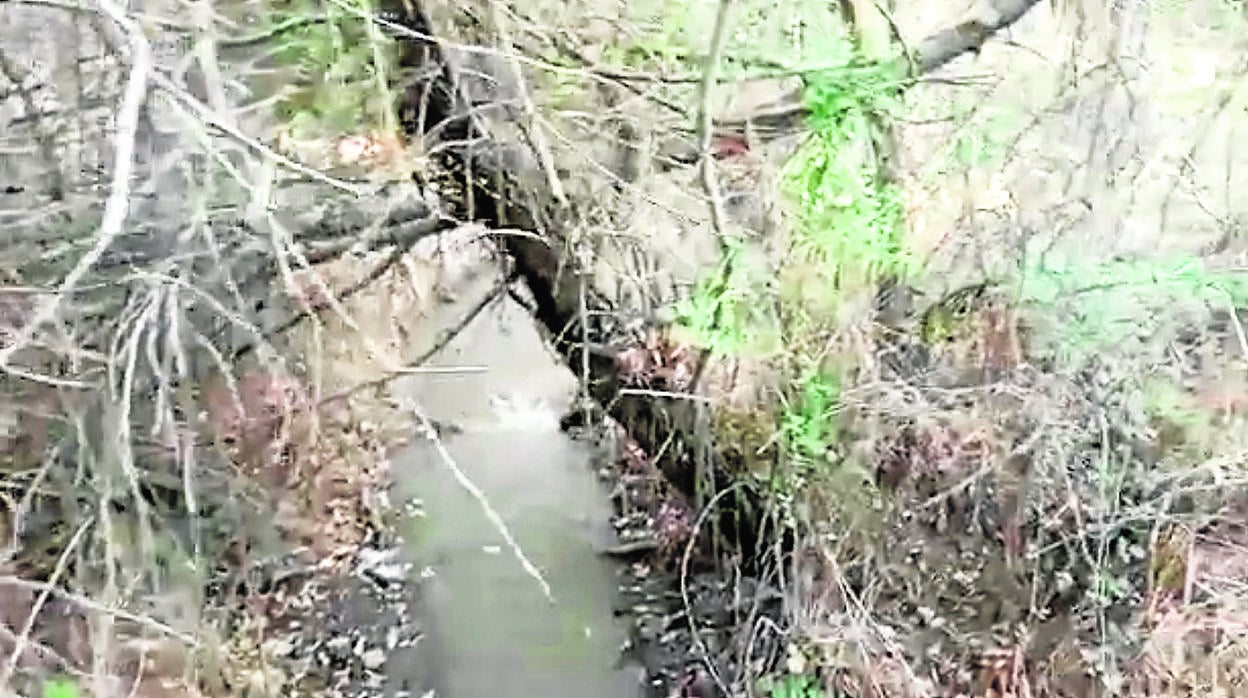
[676,242,772,356]
[43,678,79,698]
[637,5,904,536]
[664,42,910,511]
[261,0,398,141]
[918,281,997,346]
[1141,376,1211,446]
[780,369,841,467]
[1018,253,1248,363]
[784,152,912,295]
[1092,567,1133,607]
[767,53,908,475]
[761,673,826,698]
[783,56,916,309]
[801,56,905,137]
[1142,376,1201,423]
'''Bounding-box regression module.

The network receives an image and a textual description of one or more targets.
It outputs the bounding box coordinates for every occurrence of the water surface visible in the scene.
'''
[393,274,640,698]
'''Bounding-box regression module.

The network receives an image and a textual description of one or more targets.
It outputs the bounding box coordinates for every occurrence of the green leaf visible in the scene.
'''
[43,678,80,698]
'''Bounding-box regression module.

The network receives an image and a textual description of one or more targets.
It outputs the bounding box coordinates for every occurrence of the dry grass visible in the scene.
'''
[0,219,489,695]
[760,292,1248,698]
[0,0,479,687]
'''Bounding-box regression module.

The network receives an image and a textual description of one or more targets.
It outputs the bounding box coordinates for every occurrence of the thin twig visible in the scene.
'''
[0,518,92,686]
[0,445,61,569]
[680,483,741,697]
[404,272,515,370]
[697,0,736,241]
[149,73,367,196]
[686,0,740,399]
[309,274,510,412]
[0,575,199,646]
[404,396,556,604]
[1224,296,1248,370]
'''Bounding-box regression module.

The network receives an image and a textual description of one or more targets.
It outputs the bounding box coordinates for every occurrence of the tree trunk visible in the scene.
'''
[374,0,1052,554]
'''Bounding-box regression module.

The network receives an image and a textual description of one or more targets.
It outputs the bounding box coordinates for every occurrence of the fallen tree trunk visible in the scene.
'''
[384,4,622,395]
[374,0,1053,559]
[375,1,776,568]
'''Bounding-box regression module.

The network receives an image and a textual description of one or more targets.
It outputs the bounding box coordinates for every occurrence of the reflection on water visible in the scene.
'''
[394,282,641,698]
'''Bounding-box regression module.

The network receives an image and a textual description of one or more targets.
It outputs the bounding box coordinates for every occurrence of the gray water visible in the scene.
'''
[393,272,642,698]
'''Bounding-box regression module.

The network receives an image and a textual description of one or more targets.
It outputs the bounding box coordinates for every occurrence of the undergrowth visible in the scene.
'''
[258,0,402,166]
[654,2,1248,695]
[667,29,914,694]
[0,0,415,694]
[1019,252,1248,363]
[679,39,910,493]
[168,1,1248,696]
[39,679,77,698]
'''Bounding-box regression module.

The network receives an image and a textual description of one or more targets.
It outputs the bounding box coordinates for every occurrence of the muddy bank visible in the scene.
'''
[234,539,422,698]
[615,565,786,697]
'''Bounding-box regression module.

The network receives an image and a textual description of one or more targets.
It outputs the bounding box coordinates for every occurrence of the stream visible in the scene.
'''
[389,262,643,697]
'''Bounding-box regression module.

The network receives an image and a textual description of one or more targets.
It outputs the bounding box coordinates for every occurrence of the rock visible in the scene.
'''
[368,562,411,584]
[360,647,387,670]
[356,546,412,584]
[356,547,398,570]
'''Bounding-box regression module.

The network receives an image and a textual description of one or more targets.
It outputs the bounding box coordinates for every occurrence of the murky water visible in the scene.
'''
[392,270,641,698]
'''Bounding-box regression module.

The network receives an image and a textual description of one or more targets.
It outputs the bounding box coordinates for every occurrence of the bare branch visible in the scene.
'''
[0,0,152,373]
[916,0,1047,74]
